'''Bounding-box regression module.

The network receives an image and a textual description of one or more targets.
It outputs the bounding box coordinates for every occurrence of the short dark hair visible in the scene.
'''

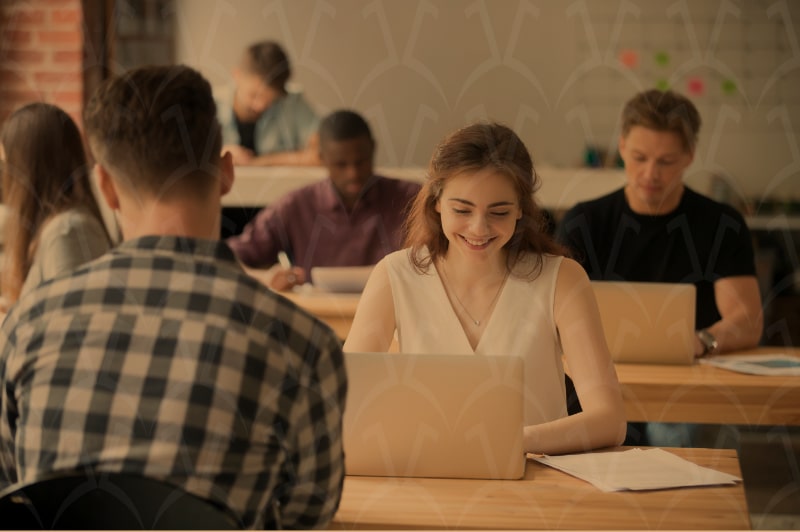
[241,41,291,93]
[621,89,701,151]
[318,110,373,145]
[83,64,222,197]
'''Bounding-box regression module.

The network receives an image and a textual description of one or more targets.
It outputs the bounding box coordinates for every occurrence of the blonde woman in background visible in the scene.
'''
[1,103,111,310]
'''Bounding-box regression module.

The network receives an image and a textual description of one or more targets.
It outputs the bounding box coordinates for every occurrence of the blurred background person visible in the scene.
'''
[0,102,111,311]
[217,40,320,166]
[227,109,421,291]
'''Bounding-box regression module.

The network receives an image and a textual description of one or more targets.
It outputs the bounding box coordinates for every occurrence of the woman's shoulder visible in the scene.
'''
[41,209,105,239]
[556,256,588,278]
[42,208,102,234]
[379,246,436,279]
[511,251,565,276]
[551,257,592,297]
[381,247,415,269]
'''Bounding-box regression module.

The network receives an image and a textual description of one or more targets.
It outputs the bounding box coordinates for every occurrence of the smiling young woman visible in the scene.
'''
[344,122,627,456]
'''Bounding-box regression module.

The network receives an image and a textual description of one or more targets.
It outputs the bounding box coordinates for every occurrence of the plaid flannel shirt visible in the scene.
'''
[0,236,347,529]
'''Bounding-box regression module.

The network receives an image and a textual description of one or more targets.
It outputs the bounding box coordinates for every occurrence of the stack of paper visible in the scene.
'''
[531,448,741,492]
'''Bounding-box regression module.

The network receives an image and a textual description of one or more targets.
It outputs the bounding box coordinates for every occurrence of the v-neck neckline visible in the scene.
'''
[433,262,510,353]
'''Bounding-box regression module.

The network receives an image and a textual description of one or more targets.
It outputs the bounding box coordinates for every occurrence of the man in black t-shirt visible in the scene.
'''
[557,89,763,445]
[558,89,762,356]
[559,184,758,334]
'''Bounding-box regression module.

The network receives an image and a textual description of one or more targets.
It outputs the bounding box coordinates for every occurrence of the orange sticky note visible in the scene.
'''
[619,49,639,69]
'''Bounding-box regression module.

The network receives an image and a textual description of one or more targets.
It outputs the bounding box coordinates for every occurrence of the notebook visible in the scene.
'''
[343,351,525,480]
[590,281,696,365]
[310,266,373,293]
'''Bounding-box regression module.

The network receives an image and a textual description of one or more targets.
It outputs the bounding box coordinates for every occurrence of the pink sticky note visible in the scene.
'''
[619,49,639,69]
[688,77,705,96]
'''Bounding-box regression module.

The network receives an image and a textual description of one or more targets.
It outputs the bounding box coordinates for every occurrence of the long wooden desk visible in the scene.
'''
[277,290,800,426]
[331,447,749,530]
[225,167,793,230]
[224,165,627,211]
[615,347,800,425]
[281,290,360,340]
[242,268,360,340]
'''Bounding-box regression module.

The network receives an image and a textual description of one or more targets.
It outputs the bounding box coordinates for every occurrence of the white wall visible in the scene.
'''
[174,0,800,206]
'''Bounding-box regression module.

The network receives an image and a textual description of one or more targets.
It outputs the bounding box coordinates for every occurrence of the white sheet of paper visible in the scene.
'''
[531,448,741,492]
[700,353,800,376]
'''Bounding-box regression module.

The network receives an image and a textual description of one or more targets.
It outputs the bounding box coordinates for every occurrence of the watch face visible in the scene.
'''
[698,330,718,353]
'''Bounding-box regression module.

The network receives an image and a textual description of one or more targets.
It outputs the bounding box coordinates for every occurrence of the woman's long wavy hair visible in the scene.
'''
[1,103,109,303]
[403,122,566,278]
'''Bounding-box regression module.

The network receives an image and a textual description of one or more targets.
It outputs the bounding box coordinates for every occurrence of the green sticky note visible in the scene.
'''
[656,79,670,91]
[655,51,670,66]
[721,79,737,95]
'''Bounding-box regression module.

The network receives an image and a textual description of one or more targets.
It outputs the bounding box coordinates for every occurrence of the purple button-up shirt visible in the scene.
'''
[226,175,421,276]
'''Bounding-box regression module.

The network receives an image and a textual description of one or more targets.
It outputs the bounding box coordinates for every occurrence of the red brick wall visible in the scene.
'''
[0,0,85,125]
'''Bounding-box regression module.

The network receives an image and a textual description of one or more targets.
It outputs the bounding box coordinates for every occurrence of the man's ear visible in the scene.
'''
[219,151,235,196]
[95,163,120,211]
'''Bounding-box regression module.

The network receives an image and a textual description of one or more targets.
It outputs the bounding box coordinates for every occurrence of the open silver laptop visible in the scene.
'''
[343,352,525,480]
[591,281,696,365]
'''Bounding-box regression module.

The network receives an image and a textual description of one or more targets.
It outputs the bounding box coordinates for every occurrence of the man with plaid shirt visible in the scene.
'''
[0,65,347,529]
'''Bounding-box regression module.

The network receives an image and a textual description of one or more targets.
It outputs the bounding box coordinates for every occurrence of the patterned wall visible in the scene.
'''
[175,0,800,205]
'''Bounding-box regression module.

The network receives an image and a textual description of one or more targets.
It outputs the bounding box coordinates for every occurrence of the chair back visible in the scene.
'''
[0,470,241,530]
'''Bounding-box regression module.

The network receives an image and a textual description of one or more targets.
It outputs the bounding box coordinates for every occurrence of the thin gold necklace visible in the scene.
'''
[440,262,509,327]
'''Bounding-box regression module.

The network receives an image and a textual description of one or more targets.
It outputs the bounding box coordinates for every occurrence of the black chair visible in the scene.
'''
[0,470,242,530]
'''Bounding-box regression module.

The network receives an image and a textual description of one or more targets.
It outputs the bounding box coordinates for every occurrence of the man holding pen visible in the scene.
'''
[227,110,421,290]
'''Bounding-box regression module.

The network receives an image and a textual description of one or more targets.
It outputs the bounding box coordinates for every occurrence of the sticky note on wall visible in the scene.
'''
[722,79,737,95]
[619,49,639,69]
[687,77,705,96]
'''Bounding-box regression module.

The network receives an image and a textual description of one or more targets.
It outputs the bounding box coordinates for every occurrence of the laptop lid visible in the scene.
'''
[591,281,696,365]
[343,352,525,480]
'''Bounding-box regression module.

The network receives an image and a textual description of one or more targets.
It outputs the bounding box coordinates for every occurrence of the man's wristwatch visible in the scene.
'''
[697,329,719,356]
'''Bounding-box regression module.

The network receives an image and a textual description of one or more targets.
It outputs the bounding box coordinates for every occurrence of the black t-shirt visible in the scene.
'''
[235,117,257,154]
[556,187,756,329]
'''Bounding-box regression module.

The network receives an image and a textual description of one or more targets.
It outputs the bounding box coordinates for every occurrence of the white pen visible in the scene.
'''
[277,251,292,270]
[277,251,298,285]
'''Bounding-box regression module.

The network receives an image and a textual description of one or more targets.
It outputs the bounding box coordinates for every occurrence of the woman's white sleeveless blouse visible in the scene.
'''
[383,248,567,426]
